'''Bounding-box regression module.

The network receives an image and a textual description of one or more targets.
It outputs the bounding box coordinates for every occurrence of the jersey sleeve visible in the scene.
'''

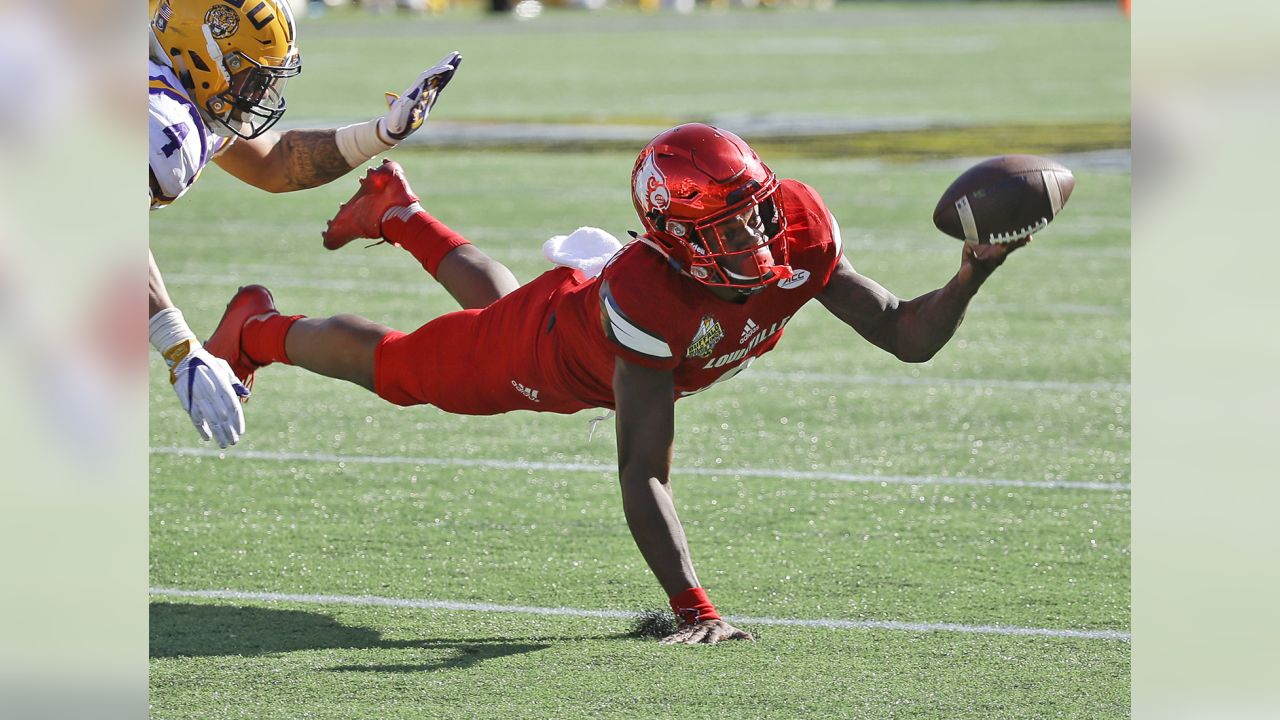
[596,250,697,371]
[148,87,209,208]
[780,179,845,289]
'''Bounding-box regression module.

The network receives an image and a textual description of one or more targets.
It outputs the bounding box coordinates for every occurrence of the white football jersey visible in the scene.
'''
[148,60,232,210]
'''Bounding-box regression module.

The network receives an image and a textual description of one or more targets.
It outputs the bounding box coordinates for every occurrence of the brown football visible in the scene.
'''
[932,155,1075,244]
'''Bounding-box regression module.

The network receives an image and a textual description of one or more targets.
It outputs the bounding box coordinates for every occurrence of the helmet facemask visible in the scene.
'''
[210,48,299,139]
[682,184,791,292]
[631,124,793,295]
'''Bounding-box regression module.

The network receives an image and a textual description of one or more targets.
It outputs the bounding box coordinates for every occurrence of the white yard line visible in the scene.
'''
[150,446,1130,492]
[148,344,1130,393]
[167,270,1130,314]
[149,587,1130,642]
[748,370,1130,393]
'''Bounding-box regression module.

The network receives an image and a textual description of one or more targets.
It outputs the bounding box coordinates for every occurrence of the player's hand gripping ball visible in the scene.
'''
[933,155,1075,244]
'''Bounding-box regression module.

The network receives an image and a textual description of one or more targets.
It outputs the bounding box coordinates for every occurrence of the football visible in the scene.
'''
[932,155,1075,244]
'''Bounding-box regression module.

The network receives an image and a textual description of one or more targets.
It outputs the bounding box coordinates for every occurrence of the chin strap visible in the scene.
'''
[628,230,693,277]
[628,230,793,291]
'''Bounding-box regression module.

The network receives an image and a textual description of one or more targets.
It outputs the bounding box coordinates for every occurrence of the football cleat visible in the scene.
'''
[205,284,278,393]
[322,159,420,250]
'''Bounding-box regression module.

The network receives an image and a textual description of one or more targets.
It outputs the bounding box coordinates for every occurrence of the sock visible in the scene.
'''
[242,313,303,367]
[381,203,471,277]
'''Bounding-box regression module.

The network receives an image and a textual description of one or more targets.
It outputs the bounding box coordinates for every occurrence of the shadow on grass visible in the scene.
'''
[150,602,567,673]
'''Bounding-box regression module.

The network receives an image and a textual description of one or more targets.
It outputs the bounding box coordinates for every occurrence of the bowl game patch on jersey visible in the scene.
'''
[684,316,725,359]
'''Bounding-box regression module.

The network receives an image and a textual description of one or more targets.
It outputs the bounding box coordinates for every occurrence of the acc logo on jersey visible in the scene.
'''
[684,315,725,359]
[205,5,240,39]
[635,152,670,214]
[777,268,811,290]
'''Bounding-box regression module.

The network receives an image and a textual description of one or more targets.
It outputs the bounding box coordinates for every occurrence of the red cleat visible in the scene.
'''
[205,284,278,393]
[322,158,420,250]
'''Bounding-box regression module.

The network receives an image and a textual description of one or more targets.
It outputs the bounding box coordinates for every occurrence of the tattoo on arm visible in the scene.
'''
[279,129,355,190]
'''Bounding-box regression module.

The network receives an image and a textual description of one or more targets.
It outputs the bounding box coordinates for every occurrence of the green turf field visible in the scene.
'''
[150,3,1130,718]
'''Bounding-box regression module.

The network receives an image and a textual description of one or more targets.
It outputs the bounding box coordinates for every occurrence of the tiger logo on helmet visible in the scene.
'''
[630,123,792,292]
[149,0,301,140]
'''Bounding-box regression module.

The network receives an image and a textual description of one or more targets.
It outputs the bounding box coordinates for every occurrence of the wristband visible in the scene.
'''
[669,587,720,625]
[335,118,396,168]
[149,307,198,358]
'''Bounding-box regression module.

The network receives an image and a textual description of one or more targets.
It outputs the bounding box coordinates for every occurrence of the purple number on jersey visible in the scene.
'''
[160,122,191,159]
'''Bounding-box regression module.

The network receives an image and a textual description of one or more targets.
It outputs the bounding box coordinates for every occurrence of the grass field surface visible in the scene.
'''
[150,3,1130,718]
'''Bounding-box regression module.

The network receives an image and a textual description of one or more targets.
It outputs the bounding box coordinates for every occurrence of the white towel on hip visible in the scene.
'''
[542,226,623,279]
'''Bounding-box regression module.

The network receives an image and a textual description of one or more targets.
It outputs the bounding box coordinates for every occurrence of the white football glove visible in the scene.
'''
[166,340,249,449]
[376,51,462,144]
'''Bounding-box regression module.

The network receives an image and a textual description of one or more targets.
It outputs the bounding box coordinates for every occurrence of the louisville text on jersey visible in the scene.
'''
[702,314,792,369]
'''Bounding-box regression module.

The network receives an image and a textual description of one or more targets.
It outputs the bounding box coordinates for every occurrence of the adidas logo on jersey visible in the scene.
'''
[703,314,793,369]
[740,318,759,344]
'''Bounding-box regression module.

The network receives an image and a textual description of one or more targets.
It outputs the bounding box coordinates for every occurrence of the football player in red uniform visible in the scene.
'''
[205,123,1028,644]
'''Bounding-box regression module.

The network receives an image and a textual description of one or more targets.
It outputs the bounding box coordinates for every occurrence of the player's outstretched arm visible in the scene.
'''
[613,357,754,645]
[149,250,248,448]
[214,51,463,193]
[817,238,1028,363]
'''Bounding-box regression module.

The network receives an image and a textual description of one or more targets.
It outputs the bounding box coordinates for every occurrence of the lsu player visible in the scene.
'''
[203,124,1028,643]
[148,0,461,448]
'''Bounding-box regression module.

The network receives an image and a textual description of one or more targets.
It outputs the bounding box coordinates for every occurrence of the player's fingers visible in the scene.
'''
[212,395,243,447]
[683,625,713,644]
[192,371,235,445]
[727,628,755,642]
[199,395,233,449]
[214,379,247,436]
[658,626,694,645]
[186,395,214,442]
[190,413,213,442]
[704,623,749,644]
[197,373,239,448]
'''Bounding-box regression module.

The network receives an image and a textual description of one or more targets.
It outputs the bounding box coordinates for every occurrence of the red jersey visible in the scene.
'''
[541,179,843,409]
[373,179,844,415]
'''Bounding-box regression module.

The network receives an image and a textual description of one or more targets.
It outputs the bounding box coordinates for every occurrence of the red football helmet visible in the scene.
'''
[631,123,791,291]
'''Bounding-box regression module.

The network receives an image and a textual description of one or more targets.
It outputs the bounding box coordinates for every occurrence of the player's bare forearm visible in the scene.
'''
[149,249,174,318]
[276,129,358,191]
[613,358,701,597]
[883,272,983,362]
[213,128,356,193]
[619,468,700,596]
[818,240,1026,362]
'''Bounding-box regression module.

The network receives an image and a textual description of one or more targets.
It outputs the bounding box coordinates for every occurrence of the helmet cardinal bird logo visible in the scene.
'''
[635,152,670,215]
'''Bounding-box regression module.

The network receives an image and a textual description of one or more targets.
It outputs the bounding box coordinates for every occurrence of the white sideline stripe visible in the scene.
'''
[748,371,1131,393]
[150,446,1130,492]
[166,273,440,296]
[148,587,1130,642]
[167,273,1127,316]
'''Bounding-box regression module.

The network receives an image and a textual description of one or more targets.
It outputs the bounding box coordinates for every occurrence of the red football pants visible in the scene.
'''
[373,267,592,415]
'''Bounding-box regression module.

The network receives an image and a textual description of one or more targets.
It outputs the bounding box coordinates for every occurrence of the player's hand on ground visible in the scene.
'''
[171,345,249,448]
[377,51,462,144]
[962,235,1031,276]
[659,619,755,645]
